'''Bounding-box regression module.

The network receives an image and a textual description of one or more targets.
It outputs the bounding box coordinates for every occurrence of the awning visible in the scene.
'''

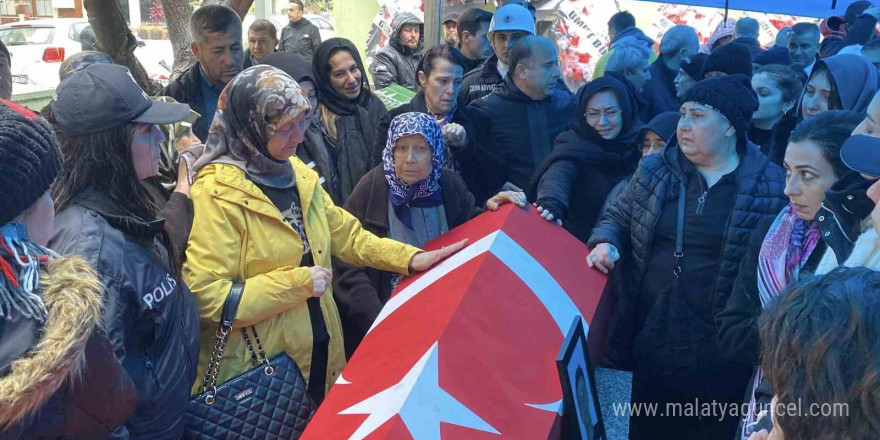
[631,0,861,19]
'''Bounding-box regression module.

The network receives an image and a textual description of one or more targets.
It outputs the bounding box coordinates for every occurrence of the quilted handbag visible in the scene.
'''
[185,283,317,440]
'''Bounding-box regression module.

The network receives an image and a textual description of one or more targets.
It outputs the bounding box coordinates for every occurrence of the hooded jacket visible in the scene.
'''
[333,166,475,358]
[531,76,644,243]
[183,160,420,396]
[374,92,507,205]
[313,38,389,201]
[279,18,322,61]
[588,138,787,370]
[50,190,200,440]
[592,27,657,80]
[370,13,424,91]
[469,75,576,190]
[798,54,880,120]
[0,256,137,440]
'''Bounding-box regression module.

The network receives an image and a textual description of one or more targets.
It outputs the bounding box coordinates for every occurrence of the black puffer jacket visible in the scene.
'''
[370,13,424,91]
[49,190,200,440]
[374,92,507,205]
[588,139,787,370]
[469,75,576,190]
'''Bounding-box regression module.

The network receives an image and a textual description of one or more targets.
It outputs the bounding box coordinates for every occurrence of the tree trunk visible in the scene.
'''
[83,0,162,95]
[162,0,197,79]
[86,0,255,89]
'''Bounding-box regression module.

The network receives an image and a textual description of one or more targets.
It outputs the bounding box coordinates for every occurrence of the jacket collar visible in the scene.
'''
[206,158,319,219]
[73,189,165,240]
[496,75,546,102]
[663,135,769,183]
[480,54,501,81]
[0,256,104,427]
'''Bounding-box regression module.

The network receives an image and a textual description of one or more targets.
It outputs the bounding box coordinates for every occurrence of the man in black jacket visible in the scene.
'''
[279,0,322,61]
[470,36,576,190]
[458,4,534,106]
[731,17,764,59]
[641,25,698,122]
[456,8,494,74]
[820,1,880,58]
[163,5,243,141]
[243,19,278,69]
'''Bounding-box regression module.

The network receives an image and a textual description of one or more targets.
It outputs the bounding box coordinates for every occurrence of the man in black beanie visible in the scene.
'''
[702,42,754,78]
[674,52,706,99]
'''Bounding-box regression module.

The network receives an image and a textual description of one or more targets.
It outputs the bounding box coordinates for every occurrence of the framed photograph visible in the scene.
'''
[557,317,605,440]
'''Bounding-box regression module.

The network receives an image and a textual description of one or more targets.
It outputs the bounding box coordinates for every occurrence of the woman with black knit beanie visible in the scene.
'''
[0,100,137,438]
[586,74,787,440]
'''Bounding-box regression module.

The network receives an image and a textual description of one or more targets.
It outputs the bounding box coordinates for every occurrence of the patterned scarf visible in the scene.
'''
[743,204,821,439]
[0,223,55,323]
[383,112,446,228]
[192,65,311,188]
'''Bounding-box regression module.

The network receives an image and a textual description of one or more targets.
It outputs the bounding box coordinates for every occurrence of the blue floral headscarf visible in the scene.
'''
[383,112,446,227]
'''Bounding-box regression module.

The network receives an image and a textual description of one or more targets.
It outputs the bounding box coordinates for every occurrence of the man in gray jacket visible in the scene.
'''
[279,0,321,61]
[370,12,424,91]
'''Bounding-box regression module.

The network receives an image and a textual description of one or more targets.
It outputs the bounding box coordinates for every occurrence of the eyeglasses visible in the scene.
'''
[641,141,666,154]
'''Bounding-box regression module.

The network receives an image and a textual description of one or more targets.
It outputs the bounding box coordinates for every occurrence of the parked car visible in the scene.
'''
[0,18,172,96]
[304,14,335,42]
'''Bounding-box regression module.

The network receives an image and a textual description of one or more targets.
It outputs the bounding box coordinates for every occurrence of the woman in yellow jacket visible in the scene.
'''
[183,65,465,402]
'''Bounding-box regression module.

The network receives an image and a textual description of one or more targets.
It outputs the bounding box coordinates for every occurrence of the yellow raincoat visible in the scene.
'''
[183,159,420,395]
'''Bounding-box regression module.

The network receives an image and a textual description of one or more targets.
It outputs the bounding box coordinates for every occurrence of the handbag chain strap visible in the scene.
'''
[196,282,275,405]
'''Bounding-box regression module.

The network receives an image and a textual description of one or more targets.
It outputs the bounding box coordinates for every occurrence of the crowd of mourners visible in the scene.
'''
[2,0,880,439]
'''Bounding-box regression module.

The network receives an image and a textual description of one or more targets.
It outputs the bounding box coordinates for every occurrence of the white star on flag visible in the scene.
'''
[339,342,500,440]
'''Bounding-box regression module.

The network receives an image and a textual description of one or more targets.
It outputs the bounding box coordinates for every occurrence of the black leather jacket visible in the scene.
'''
[50,190,200,440]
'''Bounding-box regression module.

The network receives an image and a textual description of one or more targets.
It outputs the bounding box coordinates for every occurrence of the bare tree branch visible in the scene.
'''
[83,0,162,95]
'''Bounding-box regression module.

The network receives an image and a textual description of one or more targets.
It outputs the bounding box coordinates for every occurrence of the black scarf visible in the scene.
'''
[311,38,373,116]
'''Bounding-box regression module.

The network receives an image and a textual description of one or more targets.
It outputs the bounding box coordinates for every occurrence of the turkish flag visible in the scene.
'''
[302,205,609,440]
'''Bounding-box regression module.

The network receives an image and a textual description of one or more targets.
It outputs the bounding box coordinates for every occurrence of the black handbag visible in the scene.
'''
[185,283,317,440]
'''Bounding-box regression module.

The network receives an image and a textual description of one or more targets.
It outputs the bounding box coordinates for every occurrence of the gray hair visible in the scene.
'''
[190,4,242,45]
[659,25,699,56]
[736,17,759,39]
[607,42,652,74]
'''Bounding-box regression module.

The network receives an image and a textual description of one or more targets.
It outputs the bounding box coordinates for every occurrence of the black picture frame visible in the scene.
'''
[557,317,605,440]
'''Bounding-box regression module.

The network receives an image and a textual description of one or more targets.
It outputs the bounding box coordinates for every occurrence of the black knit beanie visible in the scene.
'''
[681,53,707,81]
[681,74,759,148]
[0,100,61,226]
[702,42,754,78]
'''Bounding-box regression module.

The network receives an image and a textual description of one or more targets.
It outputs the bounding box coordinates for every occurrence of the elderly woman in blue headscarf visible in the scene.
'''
[333,111,525,357]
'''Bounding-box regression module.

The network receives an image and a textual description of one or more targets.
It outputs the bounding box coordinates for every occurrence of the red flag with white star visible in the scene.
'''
[302,205,610,440]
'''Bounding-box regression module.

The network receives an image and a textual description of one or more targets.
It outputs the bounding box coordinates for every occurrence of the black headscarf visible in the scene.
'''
[572,75,644,152]
[528,76,644,200]
[311,38,372,116]
[261,51,319,100]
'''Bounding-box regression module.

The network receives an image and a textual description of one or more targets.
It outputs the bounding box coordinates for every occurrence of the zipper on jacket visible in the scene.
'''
[145,353,154,369]
[696,177,708,215]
